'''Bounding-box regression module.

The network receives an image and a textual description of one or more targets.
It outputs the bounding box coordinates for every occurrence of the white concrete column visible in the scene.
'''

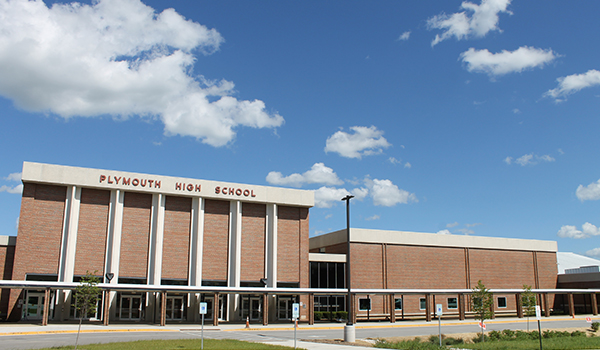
[188,197,205,321]
[105,189,124,319]
[265,203,278,288]
[148,193,166,286]
[56,185,81,320]
[58,185,81,283]
[227,200,242,321]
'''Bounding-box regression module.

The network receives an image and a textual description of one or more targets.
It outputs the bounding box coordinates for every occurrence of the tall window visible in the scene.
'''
[395,298,403,311]
[419,298,426,310]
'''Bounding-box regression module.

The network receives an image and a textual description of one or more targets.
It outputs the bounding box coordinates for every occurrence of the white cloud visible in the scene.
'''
[5,172,21,181]
[0,171,22,194]
[505,153,555,166]
[0,184,23,194]
[456,228,474,235]
[576,179,600,201]
[365,215,380,221]
[266,163,343,187]
[364,178,417,207]
[0,0,283,147]
[427,0,512,46]
[313,186,368,208]
[389,157,402,165]
[398,31,411,41]
[557,223,600,239]
[325,126,391,159]
[447,222,459,228]
[437,229,452,235]
[545,69,600,102]
[460,46,557,77]
[404,163,412,169]
[513,108,521,114]
[586,248,600,258]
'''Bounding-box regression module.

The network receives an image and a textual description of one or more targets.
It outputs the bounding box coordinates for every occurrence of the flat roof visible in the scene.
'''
[21,162,314,207]
[310,228,557,252]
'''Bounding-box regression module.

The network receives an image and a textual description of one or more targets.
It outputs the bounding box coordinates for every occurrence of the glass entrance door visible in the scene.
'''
[166,296,184,320]
[278,297,293,320]
[24,292,45,320]
[242,296,261,321]
[119,295,142,320]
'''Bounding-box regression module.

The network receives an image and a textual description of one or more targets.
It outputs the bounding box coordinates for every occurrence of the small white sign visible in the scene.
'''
[535,305,541,320]
[292,303,300,319]
[199,302,207,315]
[436,304,443,316]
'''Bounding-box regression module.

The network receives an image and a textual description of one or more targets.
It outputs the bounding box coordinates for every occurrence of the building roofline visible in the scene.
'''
[310,228,557,252]
[21,161,314,207]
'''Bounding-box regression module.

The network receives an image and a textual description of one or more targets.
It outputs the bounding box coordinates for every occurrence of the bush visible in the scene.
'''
[571,330,586,337]
[593,322,600,332]
[375,338,444,350]
[335,311,348,320]
[470,334,489,343]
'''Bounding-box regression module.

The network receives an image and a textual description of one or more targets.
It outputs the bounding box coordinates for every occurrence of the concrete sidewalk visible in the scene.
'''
[0,316,591,350]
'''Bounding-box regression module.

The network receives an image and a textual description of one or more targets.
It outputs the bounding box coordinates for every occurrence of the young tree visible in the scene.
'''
[74,271,101,350]
[471,280,493,342]
[521,284,537,331]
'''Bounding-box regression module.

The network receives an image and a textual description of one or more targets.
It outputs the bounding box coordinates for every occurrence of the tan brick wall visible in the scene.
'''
[202,199,229,281]
[162,196,192,280]
[277,206,301,283]
[74,188,110,276]
[119,192,152,278]
[241,203,266,282]
[9,183,66,320]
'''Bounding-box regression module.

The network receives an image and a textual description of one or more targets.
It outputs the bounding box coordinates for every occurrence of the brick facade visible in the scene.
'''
[119,192,152,279]
[74,188,110,276]
[241,203,266,282]
[202,199,230,281]
[162,196,192,280]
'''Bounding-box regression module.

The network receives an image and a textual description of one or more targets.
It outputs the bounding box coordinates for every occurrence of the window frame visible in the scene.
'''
[395,297,403,311]
[419,298,426,310]
[447,297,458,310]
[358,297,371,311]
[497,296,507,308]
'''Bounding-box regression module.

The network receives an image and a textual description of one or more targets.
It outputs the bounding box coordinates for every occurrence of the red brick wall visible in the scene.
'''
[74,188,110,276]
[119,192,152,278]
[162,196,192,280]
[0,244,15,319]
[351,243,384,289]
[202,199,229,281]
[13,184,66,277]
[386,245,467,289]
[469,249,536,289]
[9,183,67,319]
[536,251,558,289]
[241,203,266,282]
[277,206,301,283]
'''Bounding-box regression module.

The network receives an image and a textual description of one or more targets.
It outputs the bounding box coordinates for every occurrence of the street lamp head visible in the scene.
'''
[341,195,354,201]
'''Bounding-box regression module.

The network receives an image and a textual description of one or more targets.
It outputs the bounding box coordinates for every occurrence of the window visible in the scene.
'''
[497,297,507,308]
[419,298,426,310]
[358,298,371,311]
[447,297,458,309]
[395,298,403,311]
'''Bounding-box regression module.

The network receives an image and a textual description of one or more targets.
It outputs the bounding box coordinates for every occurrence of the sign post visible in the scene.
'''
[536,305,543,350]
[436,304,443,346]
[200,302,207,350]
[292,302,300,349]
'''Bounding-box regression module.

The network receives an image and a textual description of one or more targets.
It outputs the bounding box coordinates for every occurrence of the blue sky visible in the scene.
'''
[1,0,600,257]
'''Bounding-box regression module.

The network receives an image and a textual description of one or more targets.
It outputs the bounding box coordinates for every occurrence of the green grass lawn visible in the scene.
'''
[35,338,304,350]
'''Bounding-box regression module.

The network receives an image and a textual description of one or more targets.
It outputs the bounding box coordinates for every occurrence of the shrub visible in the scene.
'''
[592,322,600,332]
[374,338,443,349]
[571,330,586,337]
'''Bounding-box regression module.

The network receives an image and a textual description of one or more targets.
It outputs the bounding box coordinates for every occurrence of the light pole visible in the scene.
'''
[341,194,355,342]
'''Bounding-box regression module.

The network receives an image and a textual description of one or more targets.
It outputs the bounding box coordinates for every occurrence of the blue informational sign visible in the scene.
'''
[292,303,300,319]
[200,302,207,315]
